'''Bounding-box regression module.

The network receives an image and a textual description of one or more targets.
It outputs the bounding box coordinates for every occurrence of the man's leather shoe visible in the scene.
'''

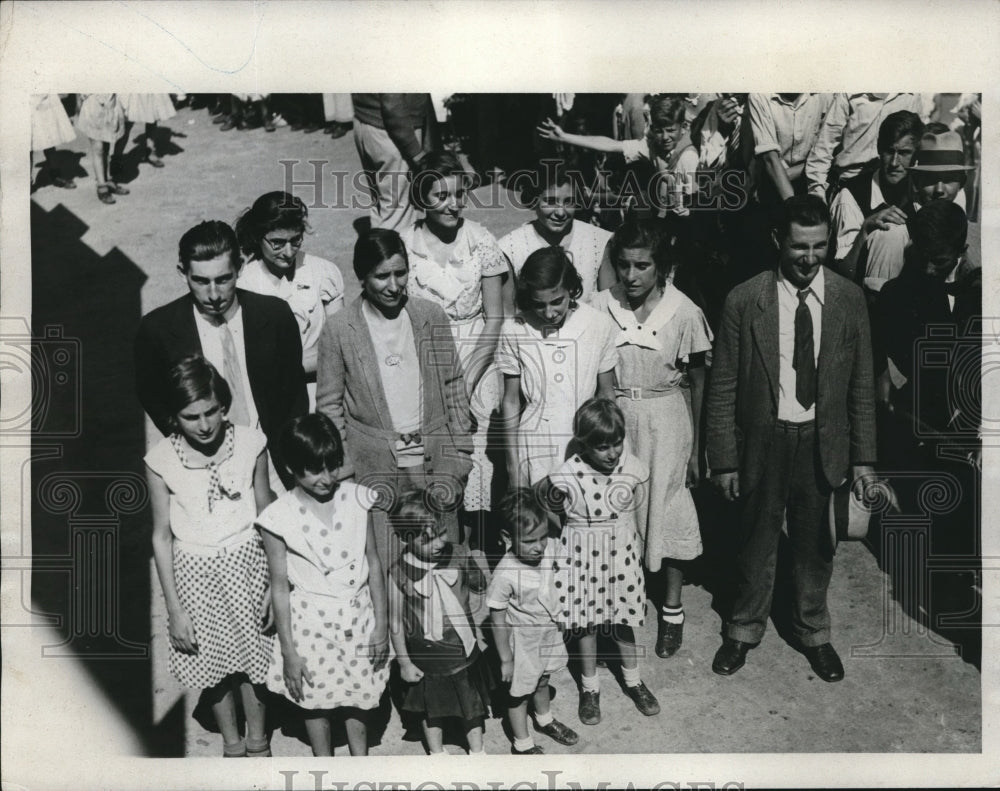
[804,643,844,682]
[712,638,754,676]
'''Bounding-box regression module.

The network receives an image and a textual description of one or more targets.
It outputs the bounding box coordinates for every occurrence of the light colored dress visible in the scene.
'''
[31,94,76,151]
[495,303,619,484]
[119,94,177,124]
[591,285,713,568]
[143,424,273,688]
[486,538,567,697]
[497,219,612,303]
[548,451,649,630]
[75,93,125,143]
[400,219,508,511]
[256,483,389,710]
[239,252,345,409]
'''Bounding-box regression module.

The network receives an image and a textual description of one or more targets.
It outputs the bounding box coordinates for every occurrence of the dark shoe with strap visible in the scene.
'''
[534,717,579,745]
[578,690,601,725]
[804,643,844,682]
[655,618,684,658]
[511,744,545,754]
[712,638,755,676]
[623,681,660,716]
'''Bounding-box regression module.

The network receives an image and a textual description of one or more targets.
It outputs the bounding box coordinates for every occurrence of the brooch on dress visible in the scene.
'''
[385,354,402,366]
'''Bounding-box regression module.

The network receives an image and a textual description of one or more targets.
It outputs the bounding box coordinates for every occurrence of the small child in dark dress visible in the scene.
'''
[387,490,492,755]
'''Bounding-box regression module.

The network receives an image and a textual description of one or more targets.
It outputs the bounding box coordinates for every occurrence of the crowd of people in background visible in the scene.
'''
[35,91,982,757]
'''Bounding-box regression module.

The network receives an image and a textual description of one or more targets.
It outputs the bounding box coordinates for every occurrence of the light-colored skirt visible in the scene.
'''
[119,93,177,124]
[31,94,76,151]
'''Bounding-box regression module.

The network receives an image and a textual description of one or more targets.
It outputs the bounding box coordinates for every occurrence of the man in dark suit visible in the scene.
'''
[705,195,878,681]
[135,220,308,489]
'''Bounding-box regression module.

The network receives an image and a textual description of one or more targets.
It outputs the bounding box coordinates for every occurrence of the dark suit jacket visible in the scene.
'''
[315,295,473,502]
[706,267,877,492]
[134,289,308,486]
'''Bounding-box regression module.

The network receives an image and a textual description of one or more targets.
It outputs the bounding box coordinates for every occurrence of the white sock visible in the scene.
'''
[581,673,600,693]
[622,664,642,688]
[534,710,554,727]
[512,736,535,752]
[468,747,487,755]
[661,606,684,624]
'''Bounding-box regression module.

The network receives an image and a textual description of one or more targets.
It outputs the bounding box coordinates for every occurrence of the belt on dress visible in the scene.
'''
[173,530,258,557]
[614,386,680,400]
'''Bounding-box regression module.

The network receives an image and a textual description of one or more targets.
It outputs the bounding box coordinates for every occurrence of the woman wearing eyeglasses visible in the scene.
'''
[236,192,346,408]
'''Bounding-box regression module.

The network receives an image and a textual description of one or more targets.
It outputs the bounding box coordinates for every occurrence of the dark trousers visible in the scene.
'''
[727,421,834,647]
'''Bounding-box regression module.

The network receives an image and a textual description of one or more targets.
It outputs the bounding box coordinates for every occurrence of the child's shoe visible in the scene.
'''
[534,718,579,745]
[511,744,545,754]
[655,618,684,658]
[578,690,601,725]
[623,681,660,716]
[246,735,271,757]
[222,739,246,757]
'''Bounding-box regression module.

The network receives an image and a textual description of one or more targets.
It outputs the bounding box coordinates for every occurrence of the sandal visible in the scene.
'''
[145,153,165,168]
[52,176,77,189]
[222,739,247,758]
[108,182,130,196]
[245,735,271,757]
[97,184,116,205]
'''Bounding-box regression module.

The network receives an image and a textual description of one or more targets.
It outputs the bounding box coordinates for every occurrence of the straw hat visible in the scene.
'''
[908,130,975,172]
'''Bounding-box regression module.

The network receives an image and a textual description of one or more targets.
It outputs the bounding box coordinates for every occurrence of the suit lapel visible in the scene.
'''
[347,299,394,429]
[168,294,202,348]
[750,272,780,409]
[237,291,271,408]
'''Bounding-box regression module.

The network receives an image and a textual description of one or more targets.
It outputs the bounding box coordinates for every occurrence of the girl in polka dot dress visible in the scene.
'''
[257,414,389,756]
[543,398,661,726]
[145,355,275,758]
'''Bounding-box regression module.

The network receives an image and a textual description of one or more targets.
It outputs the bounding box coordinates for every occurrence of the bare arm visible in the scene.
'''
[537,117,626,155]
[500,373,525,489]
[596,239,617,291]
[464,274,505,396]
[260,528,310,701]
[687,356,706,487]
[388,573,423,683]
[490,608,515,683]
[596,369,616,400]
[147,466,197,655]
[759,150,797,202]
[364,515,389,671]
[252,450,276,514]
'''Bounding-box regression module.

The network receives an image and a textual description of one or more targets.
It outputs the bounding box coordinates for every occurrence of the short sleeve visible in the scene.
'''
[829,188,864,260]
[315,256,346,313]
[621,137,649,164]
[676,301,714,363]
[485,562,516,610]
[238,426,268,460]
[470,228,509,279]
[254,494,289,538]
[143,438,174,479]
[748,93,780,156]
[596,316,620,373]
[495,319,522,376]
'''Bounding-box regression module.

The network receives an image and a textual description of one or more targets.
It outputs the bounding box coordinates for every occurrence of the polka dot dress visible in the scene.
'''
[267,587,388,710]
[170,537,273,688]
[549,453,650,630]
[256,483,388,711]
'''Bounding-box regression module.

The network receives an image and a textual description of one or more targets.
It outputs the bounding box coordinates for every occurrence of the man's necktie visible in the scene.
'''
[793,288,816,410]
[221,323,251,425]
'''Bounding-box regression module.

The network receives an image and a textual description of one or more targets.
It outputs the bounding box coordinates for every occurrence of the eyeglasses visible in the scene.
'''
[262,234,304,252]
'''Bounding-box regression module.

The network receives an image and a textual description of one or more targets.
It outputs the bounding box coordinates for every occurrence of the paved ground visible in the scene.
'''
[28,103,982,758]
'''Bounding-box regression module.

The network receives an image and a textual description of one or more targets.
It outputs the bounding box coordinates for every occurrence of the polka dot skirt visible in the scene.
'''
[552,519,646,631]
[267,586,388,710]
[170,537,273,689]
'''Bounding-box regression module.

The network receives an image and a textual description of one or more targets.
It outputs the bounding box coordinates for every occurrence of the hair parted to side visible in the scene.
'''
[279,413,345,477]
[573,397,626,450]
[408,149,470,211]
[877,111,924,153]
[353,227,409,281]
[388,488,443,545]
[513,158,577,206]
[610,216,677,287]
[774,194,831,240]
[164,354,233,432]
[647,95,687,128]
[178,220,242,273]
[908,199,969,255]
[495,487,550,542]
[234,191,310,259]
[515,246,584,311]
